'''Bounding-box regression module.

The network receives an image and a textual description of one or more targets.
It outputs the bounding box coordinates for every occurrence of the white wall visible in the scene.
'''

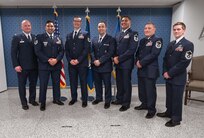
[171,0,204,56]
[0,17,7,92]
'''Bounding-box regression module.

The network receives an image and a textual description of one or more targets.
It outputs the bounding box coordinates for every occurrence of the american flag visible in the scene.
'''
[53,8,66,88]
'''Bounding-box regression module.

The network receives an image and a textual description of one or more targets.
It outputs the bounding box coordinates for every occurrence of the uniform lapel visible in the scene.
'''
[171,37,185,53]
[98,34,107,48]
[119,28,131,42]
[119,31,125,42]
[22,33,28,42]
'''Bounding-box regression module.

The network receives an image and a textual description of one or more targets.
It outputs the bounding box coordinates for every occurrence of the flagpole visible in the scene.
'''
[117,7,121,17]
[52,4,67,101]
[85,7,90,16]
[112,7,121,101]
[85,7,95,102]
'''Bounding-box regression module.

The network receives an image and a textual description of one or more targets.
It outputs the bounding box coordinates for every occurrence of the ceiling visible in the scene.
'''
[0,0,183,8]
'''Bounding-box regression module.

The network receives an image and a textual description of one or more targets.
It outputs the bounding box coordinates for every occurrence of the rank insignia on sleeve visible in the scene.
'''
[34,39,38,45]
[87,37,91,42]
[134,34,138,42]
[155,41,162,48]
[56,37,61,44]
[185,50,193,60]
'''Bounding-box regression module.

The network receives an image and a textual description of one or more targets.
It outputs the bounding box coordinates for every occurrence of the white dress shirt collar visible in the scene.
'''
[175,35,184,44]
[98,33,106,42]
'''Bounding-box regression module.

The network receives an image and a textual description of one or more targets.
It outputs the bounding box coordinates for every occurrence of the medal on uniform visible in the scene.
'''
[78,34,84,39]
[175,45,183,52]
[124,34,130,39]
[146,41,152,46]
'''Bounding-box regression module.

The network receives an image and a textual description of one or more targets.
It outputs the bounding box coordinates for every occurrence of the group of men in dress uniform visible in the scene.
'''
[11,15,194,127]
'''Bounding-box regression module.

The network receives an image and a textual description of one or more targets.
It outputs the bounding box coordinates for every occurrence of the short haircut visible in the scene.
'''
[73,16,82,21]
[145,22,156,28]
[98,21,107,27]
[173,22,186,30]
[21,19,31,25]
[46,20,54,25]
[121,15,131,21]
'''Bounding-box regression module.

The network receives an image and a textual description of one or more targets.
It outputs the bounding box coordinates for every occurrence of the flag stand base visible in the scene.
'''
[80,96,94,102]
[60,96,67,101]
[111,95,116,101]
[88,96,94,101]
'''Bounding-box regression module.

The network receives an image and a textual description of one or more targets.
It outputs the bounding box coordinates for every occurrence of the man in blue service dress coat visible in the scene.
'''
[11,20,38,110]
[91,21,115,109]
[157,22,194,127]
[34,20,64,111]
[112,16,138,111]
[65,16,90,108]
[134,22,163,119]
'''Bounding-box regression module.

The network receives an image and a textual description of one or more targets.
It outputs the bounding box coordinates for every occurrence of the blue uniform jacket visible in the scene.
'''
[91,34,115,73]
[34,33,64,70]
[11,33,38,70]
[163,37,194,85]
[115,28,138,69]
[65,30,90,67]
[136,35,163,79]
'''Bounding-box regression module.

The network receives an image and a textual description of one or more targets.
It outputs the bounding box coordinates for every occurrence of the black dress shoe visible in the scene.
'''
[22,105,29,110]
[145,112,155,119]
[69,100,77,105]
[156,112,170,118]
[53,100,64,105]
[92,100,102,105]
[29,101,39,106]
[134,105,147,110]
[104,103,110,109]
[119,105,130,111]
[165,120,180,127]
[40,104,46,111]
[111,100,122,105]
[82,102,87,108]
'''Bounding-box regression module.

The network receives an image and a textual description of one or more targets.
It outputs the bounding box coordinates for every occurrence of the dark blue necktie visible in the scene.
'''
[74,31,77,39]
[28,35,31,41]
[99,37,102,43]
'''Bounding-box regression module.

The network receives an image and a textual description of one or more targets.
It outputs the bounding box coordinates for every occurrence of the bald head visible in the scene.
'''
[21,20,32,34]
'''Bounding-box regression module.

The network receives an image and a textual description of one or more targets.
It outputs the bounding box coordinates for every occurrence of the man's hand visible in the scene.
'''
[94,60,101,66]
[113,56,119,64]
[73,59,79,65]
[48,58,58,66]
[15,66,22,72]
[70,59,79,65]
[136,60,142,68]
[163,72,171,79]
